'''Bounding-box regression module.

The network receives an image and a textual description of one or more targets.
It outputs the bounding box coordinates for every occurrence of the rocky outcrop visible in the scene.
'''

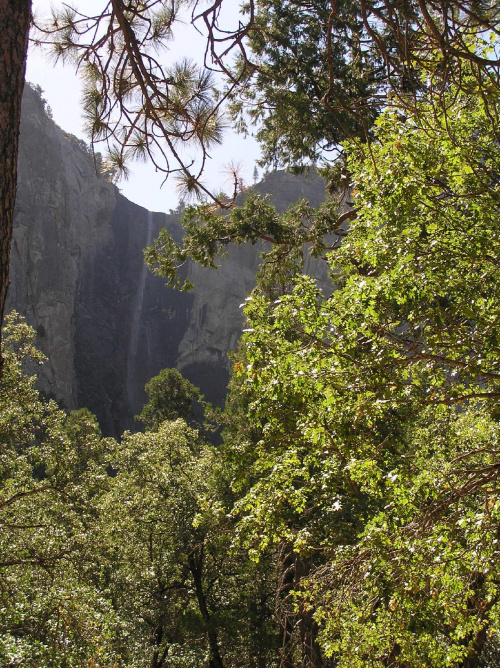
[8,84,328,436]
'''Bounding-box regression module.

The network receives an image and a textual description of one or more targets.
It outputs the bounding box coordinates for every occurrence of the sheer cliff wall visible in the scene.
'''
[7,85,327,435]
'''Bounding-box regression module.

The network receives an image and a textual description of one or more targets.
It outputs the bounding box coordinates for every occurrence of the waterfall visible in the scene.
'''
[126,210,155,409]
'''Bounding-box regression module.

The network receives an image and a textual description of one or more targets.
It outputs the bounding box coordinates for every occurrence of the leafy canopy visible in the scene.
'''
[220,80,500,665]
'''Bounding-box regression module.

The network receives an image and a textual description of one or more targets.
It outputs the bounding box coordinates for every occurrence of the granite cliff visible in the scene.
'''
[7,84,327,436]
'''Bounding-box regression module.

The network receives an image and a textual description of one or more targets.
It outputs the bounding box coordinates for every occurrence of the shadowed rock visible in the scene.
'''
[8,84,327,436]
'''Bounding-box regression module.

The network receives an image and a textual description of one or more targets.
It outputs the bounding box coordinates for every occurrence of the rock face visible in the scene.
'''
[9,85,117,413]
[7,84,327,436]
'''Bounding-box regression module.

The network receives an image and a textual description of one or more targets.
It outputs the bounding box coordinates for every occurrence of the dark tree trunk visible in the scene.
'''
[295,557,323,668]
[461,627,487,668]
[188,550,225,668]
[277,545,325,668]
[0,0,31,373]
[278,547,297,668]
[460,572,490,668]
[150,613,168,668]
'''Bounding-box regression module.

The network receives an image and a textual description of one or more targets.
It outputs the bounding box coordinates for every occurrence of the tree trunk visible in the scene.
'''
[461,627,487,668]
[460,571,489,668]
[295,557,323,668]
[277,545,324,668]
[0,0,31,373]
[188,550,225,668]
[277,547,297,668]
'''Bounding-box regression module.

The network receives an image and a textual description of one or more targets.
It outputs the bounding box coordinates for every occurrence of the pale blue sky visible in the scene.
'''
[27,0,261,213]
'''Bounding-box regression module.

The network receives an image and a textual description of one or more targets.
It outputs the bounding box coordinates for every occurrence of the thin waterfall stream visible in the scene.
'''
[126,210,155,409]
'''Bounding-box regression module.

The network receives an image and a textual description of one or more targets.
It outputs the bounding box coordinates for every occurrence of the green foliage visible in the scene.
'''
[136,367,203,430]
[97,418,278,667]
[97,419,212,666]
[10,81,500,663]
[310,405,500,667]
[145,188,347,291]
[0,318,277,667]
[232,0,378,168]
[337,87,500,407]
[219,81,500,665]
[0,314,120,667]
[230,0,500,176]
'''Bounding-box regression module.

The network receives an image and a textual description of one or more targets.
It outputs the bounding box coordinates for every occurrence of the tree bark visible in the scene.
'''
[461,627,487,668]
[277,545,325,668]
[188,550,225,668]
[278,547,297,668]
[0,0,31,374]
[295,556,323,668]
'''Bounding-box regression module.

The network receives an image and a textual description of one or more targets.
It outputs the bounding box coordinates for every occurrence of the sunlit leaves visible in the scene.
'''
[136,367,203,430]
[310,406,500,667]
[220,82,500,665]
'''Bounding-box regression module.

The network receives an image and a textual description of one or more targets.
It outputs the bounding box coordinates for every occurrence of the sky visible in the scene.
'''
[26,1,262,214]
